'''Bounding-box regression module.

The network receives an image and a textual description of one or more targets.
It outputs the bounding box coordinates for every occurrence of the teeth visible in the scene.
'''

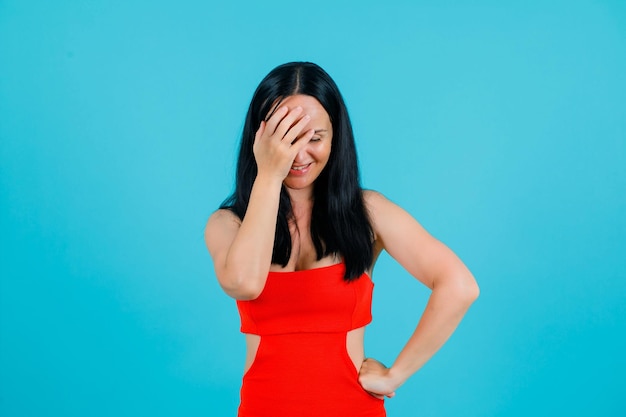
[291,164,309,171]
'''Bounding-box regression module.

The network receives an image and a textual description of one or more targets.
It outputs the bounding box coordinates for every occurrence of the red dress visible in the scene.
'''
[236,262,386,417]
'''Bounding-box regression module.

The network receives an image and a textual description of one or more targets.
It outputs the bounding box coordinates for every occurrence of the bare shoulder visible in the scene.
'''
[204,209,241,256]
[206,208,241,226]
[363,189,404,227]
[205,209,241,235]
[363,189,431,244]
[363,189,391,211]
[363,189,411,247]
[363,189,384,203]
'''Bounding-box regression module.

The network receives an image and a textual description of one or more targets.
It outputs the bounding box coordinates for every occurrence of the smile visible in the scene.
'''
[291,164,311,171]
[289,163,312,176]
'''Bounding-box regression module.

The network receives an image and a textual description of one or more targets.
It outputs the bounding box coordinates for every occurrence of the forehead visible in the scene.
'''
[279,95,331,126]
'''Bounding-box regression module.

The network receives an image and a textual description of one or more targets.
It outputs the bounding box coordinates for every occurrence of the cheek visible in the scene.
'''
[317,145,332,163]
[309,142,331,159]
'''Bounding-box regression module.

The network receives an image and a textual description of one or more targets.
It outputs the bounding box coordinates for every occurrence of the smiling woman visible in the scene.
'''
[261,95,332,193]
[204,62,479,417]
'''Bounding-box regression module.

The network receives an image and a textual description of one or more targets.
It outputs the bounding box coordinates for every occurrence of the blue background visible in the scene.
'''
[1,1,624,416]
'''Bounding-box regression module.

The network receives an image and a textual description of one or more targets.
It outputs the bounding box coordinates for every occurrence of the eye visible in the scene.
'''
[310,137,321,142]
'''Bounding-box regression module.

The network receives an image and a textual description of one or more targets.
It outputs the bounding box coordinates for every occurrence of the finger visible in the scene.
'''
[254,120,266,143]
[290,128,315,155]
[264,106,289,136]
[368,392,385,400]
[273,106,304,140]
[284,115,311,144]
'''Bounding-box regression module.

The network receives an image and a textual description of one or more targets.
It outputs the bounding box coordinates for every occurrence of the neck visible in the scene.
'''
[286,186,314,205]
[286,187,314,220]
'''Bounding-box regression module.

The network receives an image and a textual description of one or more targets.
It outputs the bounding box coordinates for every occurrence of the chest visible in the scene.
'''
[271,216,338,272]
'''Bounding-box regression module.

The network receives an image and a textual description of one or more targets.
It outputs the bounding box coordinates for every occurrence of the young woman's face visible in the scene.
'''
[279,95,333,193]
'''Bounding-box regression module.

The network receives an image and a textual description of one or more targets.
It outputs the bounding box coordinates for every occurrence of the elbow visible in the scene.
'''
[232,287,264,301]
[457,273,480,306]
[218,272,265,301]
[436,271,479,307]
[466,279,480,303]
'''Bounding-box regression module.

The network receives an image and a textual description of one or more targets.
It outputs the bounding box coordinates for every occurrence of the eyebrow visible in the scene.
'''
[314,129,328,134]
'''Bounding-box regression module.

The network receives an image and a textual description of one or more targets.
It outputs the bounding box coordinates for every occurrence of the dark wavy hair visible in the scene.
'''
[220,62,373,281]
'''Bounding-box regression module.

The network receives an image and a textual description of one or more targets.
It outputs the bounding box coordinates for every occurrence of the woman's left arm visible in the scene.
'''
[359,191,480,399]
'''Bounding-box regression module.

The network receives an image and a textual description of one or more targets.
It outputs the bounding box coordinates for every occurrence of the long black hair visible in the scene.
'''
[220,62,373,281]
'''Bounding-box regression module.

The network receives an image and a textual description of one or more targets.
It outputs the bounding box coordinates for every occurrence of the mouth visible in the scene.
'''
[289,163,312,175]
[291,163,311,171]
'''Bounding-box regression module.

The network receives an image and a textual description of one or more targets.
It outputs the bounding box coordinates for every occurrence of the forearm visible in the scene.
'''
[221,175,283,298]
[388,279,479,388]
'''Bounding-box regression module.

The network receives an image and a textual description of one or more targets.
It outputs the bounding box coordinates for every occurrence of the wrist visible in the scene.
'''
[386,365,408,391]
[253,172,284,190]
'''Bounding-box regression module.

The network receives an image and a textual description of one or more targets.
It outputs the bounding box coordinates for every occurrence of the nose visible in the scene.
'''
[293,145,309,163]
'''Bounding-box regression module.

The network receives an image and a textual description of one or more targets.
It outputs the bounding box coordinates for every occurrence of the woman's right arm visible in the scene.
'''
[204,106,314,300]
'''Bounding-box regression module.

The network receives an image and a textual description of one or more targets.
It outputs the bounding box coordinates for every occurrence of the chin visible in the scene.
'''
[284,178,315,190]
[284,182,312,190]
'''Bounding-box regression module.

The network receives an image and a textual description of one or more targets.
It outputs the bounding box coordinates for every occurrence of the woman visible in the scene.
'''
[205,62,479,417]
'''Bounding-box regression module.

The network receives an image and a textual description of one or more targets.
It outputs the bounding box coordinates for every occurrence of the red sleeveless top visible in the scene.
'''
[235,262,386,417]
[237,262,374,335]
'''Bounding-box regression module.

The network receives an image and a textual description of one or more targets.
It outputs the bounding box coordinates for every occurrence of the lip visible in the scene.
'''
[289,163,312,176]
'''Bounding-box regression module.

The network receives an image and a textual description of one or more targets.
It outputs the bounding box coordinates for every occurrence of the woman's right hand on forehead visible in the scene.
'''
[253,106,315,181]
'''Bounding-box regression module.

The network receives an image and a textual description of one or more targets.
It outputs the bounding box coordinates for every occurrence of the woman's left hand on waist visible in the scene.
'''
[358,357,400,400]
